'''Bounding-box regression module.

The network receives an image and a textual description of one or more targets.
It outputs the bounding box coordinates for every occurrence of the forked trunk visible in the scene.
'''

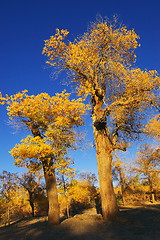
[44,169,60,225]
[93,124,119,221]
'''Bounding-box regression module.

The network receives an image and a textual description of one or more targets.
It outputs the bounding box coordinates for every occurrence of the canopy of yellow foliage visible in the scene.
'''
[42,21,160,147]
[1,90,88,173]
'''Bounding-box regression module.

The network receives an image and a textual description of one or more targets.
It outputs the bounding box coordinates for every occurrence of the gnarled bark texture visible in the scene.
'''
[43,168,60,225]
[93,124,119,221]
[92,92,119,221]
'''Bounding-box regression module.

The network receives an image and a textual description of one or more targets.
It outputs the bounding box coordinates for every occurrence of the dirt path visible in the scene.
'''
[0,205,160,240]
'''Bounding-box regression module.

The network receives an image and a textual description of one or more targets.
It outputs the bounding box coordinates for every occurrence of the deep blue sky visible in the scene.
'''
[0,0,159,176]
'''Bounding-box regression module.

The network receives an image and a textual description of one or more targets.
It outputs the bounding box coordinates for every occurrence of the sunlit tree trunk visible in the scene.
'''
[41,19,160,222]
[43,167,60,225]
[92,118,119,221]
[91,88,119,221]
[28,123,60,225]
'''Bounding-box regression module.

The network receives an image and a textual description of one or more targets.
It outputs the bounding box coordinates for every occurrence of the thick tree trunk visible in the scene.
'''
[93,123,119,221]
[44,169,60,225]
[26,122,60,225]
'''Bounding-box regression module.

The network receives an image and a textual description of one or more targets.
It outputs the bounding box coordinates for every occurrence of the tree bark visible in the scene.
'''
[29,192,35,217]
[61,175,70,218]
[27,122,60,225]
[93,119,119,221]
[43,168,60,225]
[148,175,155,203]
[118,168,126,205]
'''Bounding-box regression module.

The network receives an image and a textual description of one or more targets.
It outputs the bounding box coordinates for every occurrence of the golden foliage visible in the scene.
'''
[42,23,140,96]
[43,20,160,219]
[0,171,30,225]
[42,20,160,148]
[2,90,87,128]
[10,136,54,168]
[58,172,98,216]
[4,90,88,175]
[136,144,160,172]
[145,115,160,140]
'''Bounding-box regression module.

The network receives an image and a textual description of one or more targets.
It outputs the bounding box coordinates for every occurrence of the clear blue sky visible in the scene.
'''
[0,0,159,176]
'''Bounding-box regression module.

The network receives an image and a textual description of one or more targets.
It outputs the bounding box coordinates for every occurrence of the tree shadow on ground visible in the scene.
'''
[0,205,160,240]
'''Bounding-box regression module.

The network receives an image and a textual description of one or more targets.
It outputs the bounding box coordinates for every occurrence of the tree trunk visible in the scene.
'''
[119,168,126,205]
[148,176,155,203]
[26,122,60,225]
[29,193,35,217]
[44,169,60,225]
[93,123,119,221]
[64,196,70,218]
[151,192,155,203]
[61,175,70,218]
[7,207,10,226]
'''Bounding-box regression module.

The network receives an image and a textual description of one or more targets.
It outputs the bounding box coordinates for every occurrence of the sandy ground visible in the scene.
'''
[0,204,160,240]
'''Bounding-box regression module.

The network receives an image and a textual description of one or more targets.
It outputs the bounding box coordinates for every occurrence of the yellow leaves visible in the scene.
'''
[56,158,76,176]
[42,20,159,136]
[66,180,91,203]
[108,66,160,123]
[113,157,124,168]
[42,28,69,66]
[92,23,139,52]
[8,188,28,206]
[5,90,87,131]
[126,68,159,90]
[145,115,160,140]
[58,174,98,214]
[5,90,88,176]
[10,136,54,167]
[42,21,141,98]
[0,92,10,105]
[10,134,75,173]
[0,171,31,221]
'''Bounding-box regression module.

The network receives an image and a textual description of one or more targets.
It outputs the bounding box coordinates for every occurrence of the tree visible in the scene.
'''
[42,19,160,221]
[112,157,128,205]
[58,171,98,216]
[0,171,18,225]
[2,90,87,225]
[144,115,160,140]
[71,171,97,207]
[18,172,44,217]
[135,144,160,202]
[57,158,76,218]
[0,171,29,225]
